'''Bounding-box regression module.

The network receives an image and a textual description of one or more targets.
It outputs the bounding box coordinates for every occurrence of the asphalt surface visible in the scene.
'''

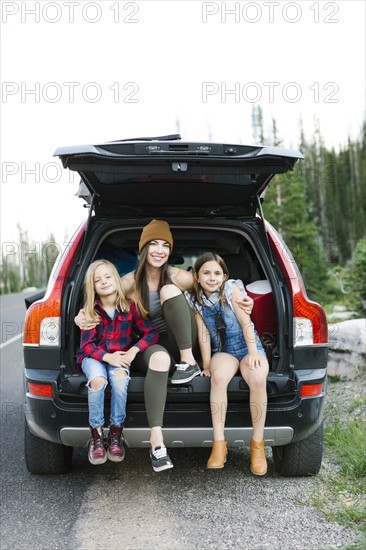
[0,292,361,549]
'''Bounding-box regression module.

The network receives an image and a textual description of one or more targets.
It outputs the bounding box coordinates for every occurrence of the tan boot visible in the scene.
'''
[207,440,227,469]
[250,438,267,476]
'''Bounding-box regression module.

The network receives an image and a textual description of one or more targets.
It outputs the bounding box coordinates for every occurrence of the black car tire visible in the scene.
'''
[25,421,73,475]
[272,422,323,477]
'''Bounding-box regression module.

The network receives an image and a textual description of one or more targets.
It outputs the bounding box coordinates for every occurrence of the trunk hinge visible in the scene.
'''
[256,195,276,267]
[76,192,98,266]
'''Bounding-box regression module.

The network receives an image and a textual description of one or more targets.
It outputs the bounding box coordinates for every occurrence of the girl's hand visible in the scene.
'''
[104,351,132,368]
[235,296,254,315]
[118,348,139,367]
[201,368,211,377]
[245,352,264,370]
[75,309,100,330]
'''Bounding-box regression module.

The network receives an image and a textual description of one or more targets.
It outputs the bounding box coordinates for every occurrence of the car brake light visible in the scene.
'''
[23,222,85,346]
[300,383,323,397]
[267,224,328,346]
[28,383,53,397]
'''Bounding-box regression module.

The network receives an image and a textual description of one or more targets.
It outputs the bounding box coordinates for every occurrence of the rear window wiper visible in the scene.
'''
[109,134,182,143]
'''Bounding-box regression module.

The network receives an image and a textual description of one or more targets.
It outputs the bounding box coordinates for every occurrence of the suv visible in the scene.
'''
[23,134,328,476]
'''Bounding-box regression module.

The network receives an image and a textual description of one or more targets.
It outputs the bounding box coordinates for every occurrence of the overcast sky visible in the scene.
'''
[1,0,365,247]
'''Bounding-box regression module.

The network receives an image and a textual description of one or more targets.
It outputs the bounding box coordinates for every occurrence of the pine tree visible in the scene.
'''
[252,105,265,144]
[263,164,328,301]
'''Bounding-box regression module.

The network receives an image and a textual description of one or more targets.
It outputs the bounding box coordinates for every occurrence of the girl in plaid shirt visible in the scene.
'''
[78,259,158,466]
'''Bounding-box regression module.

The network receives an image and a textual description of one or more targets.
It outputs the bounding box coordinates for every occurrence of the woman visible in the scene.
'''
[75,220,253,472]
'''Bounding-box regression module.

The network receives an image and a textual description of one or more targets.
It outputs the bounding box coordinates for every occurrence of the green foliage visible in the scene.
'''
[325,418,366,479]
[255,107,365,305]
[322,418,366,535]
[263,164,329,302]
[329,238,366,314]
[344,238,366,312]
[310,375,366,543]
[300,121,366,266]
[0,227,60,294]
[0,262,21,294]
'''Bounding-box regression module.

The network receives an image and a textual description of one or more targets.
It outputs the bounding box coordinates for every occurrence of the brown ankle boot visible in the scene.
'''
[207,440,227,469]
[250,438,267,476]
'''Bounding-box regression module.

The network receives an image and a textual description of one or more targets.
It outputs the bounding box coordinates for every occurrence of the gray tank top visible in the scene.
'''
[148,290,167,333]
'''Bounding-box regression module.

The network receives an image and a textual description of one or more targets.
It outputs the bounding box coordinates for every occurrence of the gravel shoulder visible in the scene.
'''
[323,371,366,427]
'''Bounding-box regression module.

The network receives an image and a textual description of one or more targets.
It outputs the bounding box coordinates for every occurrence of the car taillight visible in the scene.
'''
[293,291,328,345]
[28,382,54,397]
[267,224,328,346]
[23,222,85,347]
[24,300,61,346]
[300,383,323,397]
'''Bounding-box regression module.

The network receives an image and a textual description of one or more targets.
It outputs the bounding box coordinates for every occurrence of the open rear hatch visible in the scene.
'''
[55,135,303,217]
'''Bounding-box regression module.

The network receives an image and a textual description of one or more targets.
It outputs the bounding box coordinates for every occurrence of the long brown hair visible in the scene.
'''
[192,252,229,308]
[134,244,172,318]
[83,259,130,321]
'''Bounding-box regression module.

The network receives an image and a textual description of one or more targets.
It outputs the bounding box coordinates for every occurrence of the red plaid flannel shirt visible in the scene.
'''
[77,300,158,364]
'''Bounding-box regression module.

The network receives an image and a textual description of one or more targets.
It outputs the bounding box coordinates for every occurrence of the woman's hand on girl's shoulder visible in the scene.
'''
[75,309,100,330]
[232,284,254,315]
[170,266,194,291]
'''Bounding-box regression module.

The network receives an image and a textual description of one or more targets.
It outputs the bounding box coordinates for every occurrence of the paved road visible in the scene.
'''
[0,292,359,549]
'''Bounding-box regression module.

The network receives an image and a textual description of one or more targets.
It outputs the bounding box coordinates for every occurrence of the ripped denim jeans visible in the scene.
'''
[81,357,130,429]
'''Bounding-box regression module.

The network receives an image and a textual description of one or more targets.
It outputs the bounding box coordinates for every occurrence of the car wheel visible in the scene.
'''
[272,422,323,477]
[25,421,73,475]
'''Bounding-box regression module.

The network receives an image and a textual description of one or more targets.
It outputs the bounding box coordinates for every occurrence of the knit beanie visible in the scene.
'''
[138,219,173,252]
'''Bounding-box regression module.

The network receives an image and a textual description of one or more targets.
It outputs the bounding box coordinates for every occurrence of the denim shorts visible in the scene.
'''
[224,338,266,362]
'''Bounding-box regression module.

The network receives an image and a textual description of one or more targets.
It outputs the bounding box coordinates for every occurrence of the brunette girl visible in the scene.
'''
[186,252,269,475]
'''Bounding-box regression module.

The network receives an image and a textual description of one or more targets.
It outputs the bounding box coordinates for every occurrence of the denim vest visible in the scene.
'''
[185,280,263,361]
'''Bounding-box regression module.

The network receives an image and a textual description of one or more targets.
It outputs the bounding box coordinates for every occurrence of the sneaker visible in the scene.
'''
[88,427,107,465]
[107,425,125,463]
[150,446,174,472]
[171,361,201,384]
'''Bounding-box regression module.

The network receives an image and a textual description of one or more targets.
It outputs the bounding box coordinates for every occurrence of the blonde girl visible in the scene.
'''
[77,259,158,466]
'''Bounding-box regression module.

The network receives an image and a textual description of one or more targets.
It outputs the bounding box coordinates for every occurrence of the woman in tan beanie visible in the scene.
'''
[75,219,253,472]
[120,220,205,471]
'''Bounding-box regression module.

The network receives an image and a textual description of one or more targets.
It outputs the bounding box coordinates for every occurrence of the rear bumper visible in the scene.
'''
[59,426,294,448]
[24,367,327,448]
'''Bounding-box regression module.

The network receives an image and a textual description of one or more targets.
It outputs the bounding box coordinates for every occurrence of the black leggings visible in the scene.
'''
[133,293,198,428]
